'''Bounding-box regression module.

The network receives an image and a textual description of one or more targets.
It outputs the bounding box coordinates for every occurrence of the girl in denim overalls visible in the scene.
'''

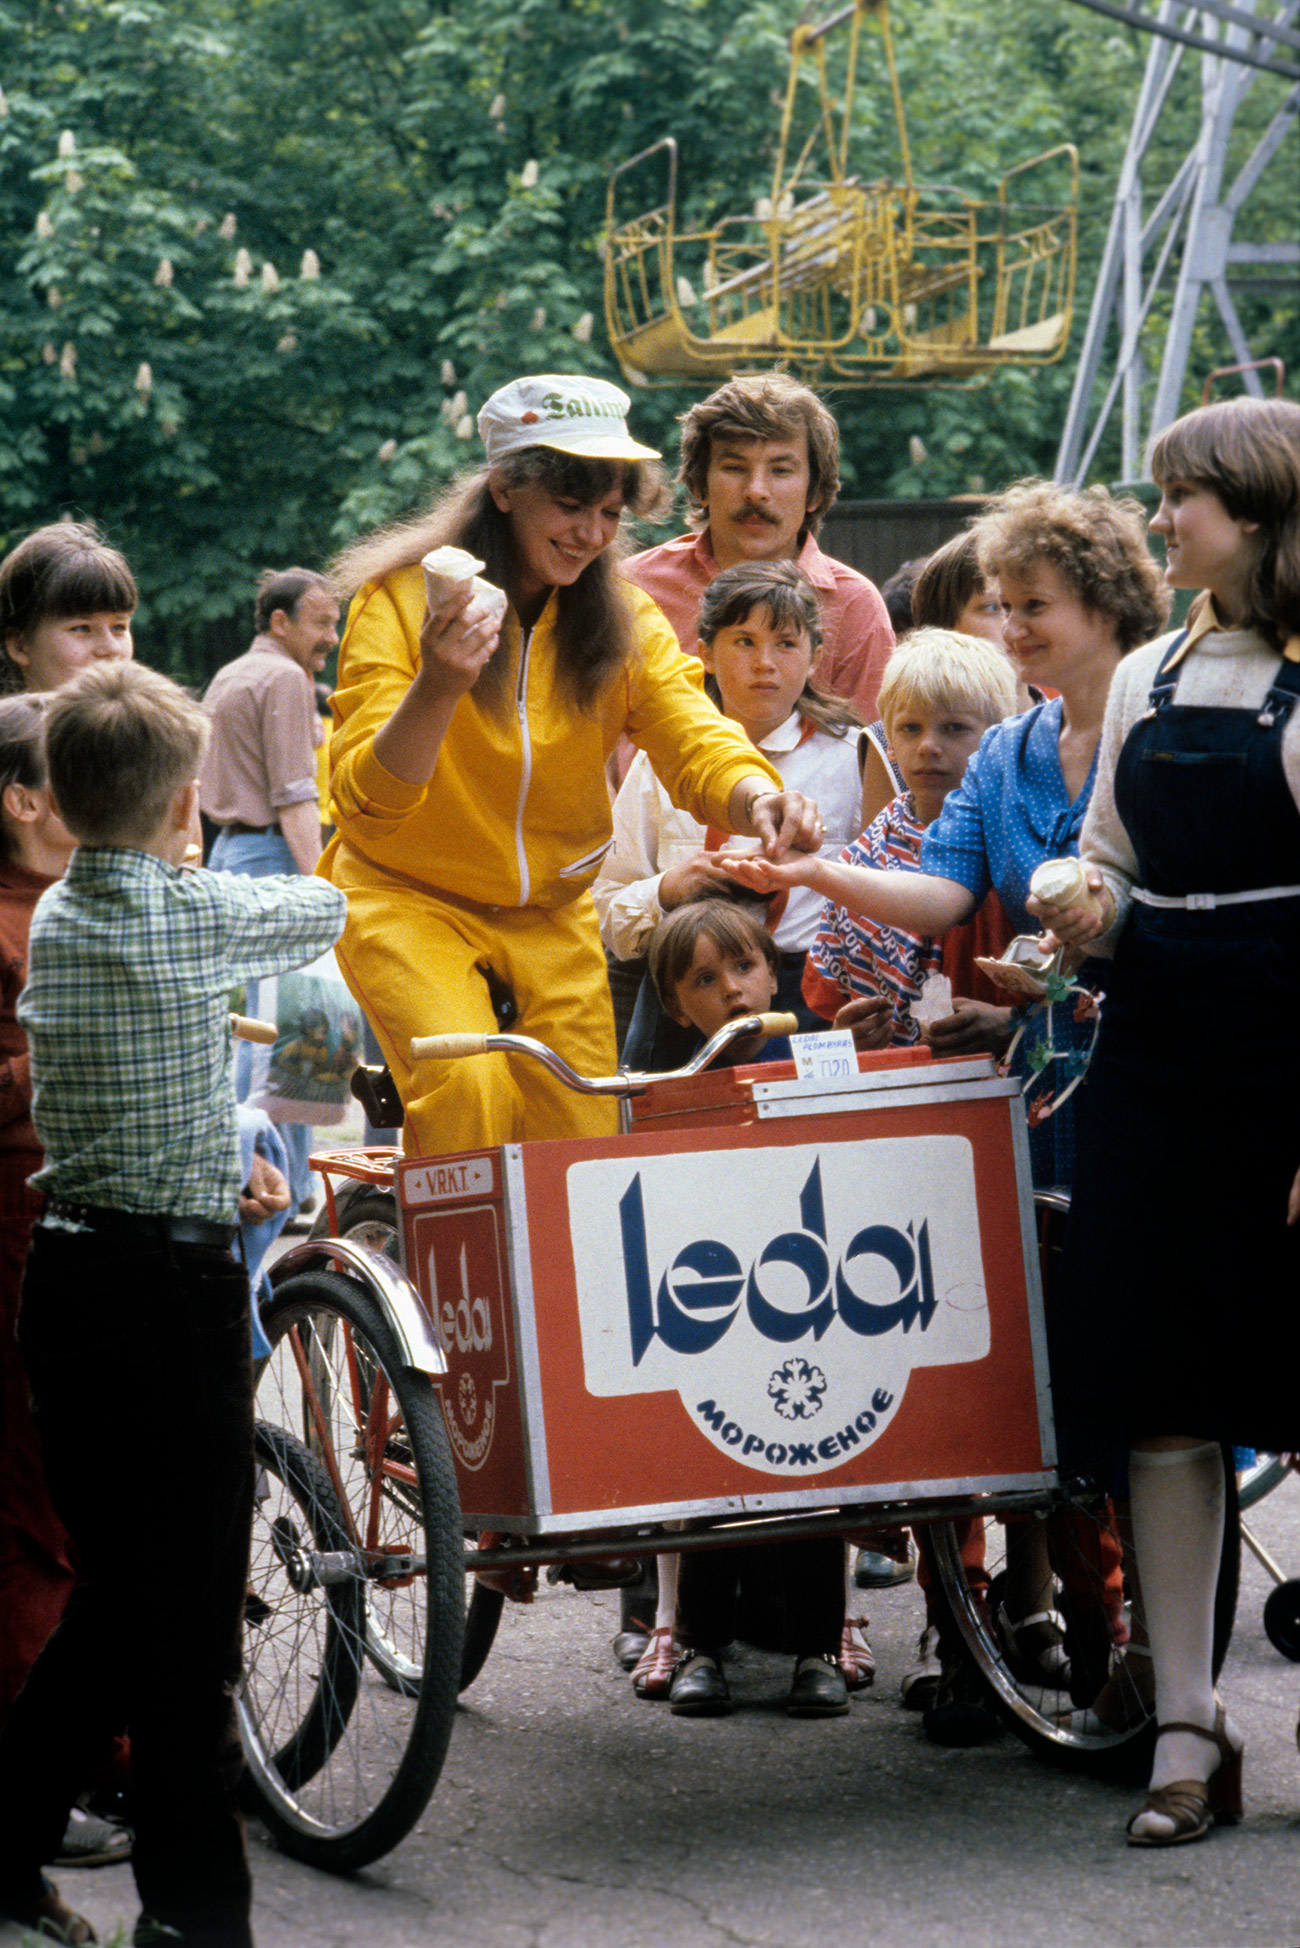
[1033,396,1300,1850]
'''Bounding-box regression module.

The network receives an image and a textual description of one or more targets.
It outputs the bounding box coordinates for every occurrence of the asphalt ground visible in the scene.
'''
[15,1467,1300,1948]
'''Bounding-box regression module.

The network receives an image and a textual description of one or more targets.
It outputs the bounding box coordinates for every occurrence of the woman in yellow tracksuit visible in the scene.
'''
[322,375,824,1158]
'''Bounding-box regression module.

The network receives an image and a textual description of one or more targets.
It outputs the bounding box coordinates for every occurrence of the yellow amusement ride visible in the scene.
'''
[603,0,1079,388]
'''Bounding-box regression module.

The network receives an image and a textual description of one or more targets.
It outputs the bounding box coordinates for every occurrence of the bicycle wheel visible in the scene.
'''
[241,1268,464,1871]
[315,1184,505,1693]
[930,1451,1239,1776]
[244,1423,364,1791]
[1239,1453,1291,1512]
[460,1560,506,1692]
[314,1187,401,1261]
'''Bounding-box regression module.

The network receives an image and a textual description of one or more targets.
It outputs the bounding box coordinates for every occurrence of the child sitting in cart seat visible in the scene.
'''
[650,898,791,1067]
[640,898,852,1719]
[0,663,346,1948]
[802,627,1017,1048]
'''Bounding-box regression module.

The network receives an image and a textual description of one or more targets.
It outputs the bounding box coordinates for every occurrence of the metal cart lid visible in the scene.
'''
[631,1047,1012,1128]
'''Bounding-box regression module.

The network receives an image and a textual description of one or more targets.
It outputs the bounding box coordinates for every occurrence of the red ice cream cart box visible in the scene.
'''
[397,1051,1055,1534]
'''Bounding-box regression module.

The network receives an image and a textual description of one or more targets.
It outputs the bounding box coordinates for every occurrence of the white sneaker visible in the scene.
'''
[900,1625,942,1709]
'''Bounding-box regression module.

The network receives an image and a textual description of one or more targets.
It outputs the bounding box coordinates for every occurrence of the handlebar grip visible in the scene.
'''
[410,1032,491,1062]
[758,1012,800,1037]
[230,1013,278,1045]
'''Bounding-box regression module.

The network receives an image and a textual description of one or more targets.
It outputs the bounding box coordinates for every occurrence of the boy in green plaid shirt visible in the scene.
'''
[0,663,345,1948]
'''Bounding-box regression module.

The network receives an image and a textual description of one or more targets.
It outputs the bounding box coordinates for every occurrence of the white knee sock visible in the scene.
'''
[1128,1440,1224,1802]
[653,1551,680,1634]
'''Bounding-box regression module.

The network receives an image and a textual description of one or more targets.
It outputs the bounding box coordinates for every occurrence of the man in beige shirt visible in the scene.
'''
[201,568,338,875]
[201,567,340,1215]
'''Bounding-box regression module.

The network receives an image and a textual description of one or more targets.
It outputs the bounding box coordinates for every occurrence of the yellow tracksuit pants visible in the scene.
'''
[330,847,619,1158]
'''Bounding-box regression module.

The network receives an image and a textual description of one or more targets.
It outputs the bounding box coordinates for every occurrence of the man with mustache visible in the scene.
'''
[623,372,894,722]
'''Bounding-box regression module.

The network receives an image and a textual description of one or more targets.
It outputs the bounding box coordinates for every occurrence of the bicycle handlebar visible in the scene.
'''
[230,1013,278,1045]
[408,1011,801,1097]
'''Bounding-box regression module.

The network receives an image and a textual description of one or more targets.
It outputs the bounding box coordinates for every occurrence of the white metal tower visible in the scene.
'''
[1055,0,1299,486]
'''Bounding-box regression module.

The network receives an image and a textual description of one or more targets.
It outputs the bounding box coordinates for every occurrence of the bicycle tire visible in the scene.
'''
[313,1190,424,1703]
[1238,1453,1290,1512]
[930,1447,1239,1777]
[461,1583,506,1690]
[241,1269,464,1871]
[312,1188,401,1262]
[315,1182,506,1693]
[244,1422,364,1790]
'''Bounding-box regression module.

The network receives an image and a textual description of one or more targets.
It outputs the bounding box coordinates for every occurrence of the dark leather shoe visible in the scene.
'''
[786,1654,850,1717]
[669,1653,732,1716]
[923,1653,1001,1746]
[613,1625,651,1671]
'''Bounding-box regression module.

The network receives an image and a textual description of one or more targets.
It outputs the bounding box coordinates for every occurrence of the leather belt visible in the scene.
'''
[222,820,280,835]
[44,1202,237,1249]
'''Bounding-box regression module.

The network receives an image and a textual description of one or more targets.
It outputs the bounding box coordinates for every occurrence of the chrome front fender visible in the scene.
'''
[270,1237,448,1378]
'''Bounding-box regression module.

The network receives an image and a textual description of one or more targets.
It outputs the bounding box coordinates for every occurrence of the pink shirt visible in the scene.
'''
[622,527,895,719]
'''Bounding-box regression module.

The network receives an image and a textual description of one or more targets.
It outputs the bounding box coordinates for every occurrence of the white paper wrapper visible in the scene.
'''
[1029,857,1090,908]
[421,545,482,591]
[911,971,953,1025]
[421,547,508,624]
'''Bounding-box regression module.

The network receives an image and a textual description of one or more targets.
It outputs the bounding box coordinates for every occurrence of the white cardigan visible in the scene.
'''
[593,709,863,958]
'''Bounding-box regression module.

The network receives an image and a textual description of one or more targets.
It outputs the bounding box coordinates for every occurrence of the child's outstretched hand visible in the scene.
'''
[659,850,752,910]
[720,850,819,894]
[833,994,893,1050]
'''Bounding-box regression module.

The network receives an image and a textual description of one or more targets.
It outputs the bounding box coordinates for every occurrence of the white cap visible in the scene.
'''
[477,374,660,466]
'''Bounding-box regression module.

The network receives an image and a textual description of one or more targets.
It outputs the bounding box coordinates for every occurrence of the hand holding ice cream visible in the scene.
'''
[421,546,509,627]
[416,547,507,703]
[1025,854,1114,947]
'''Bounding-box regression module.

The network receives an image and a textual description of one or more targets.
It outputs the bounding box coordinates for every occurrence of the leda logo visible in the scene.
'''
[567,1136,990,1475]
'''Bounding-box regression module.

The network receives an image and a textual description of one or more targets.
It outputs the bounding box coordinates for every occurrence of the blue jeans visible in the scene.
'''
[210,828,316,1209]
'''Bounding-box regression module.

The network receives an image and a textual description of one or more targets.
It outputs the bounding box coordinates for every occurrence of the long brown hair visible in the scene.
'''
[330,448,669,714]
[1150,397,1300,647]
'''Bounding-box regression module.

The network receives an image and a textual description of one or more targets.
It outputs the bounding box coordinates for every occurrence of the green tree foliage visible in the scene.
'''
[0,0,1294,676]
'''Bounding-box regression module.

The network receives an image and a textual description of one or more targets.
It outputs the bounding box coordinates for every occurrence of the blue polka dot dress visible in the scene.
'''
[920,701,1102,1189]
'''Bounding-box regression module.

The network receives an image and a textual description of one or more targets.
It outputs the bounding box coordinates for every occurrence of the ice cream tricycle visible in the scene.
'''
[237,1016,1234,1872]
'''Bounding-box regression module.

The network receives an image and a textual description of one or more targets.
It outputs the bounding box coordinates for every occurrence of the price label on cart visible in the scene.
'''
[789,1028,856,1083]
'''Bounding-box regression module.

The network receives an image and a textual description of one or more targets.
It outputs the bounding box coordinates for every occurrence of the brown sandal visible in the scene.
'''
[1126,1712,1243,1847]
[631,1626,681,1699]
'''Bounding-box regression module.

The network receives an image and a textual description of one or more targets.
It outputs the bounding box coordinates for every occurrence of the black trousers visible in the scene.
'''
[678,1534,843,1660]
[0,1222,256,1948]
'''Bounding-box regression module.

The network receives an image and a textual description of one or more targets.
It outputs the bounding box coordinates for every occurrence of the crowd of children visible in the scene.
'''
[0,383,1297,1944]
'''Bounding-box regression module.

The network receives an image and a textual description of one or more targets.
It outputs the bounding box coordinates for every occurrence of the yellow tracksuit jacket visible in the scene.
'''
[322,565,779,1155]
